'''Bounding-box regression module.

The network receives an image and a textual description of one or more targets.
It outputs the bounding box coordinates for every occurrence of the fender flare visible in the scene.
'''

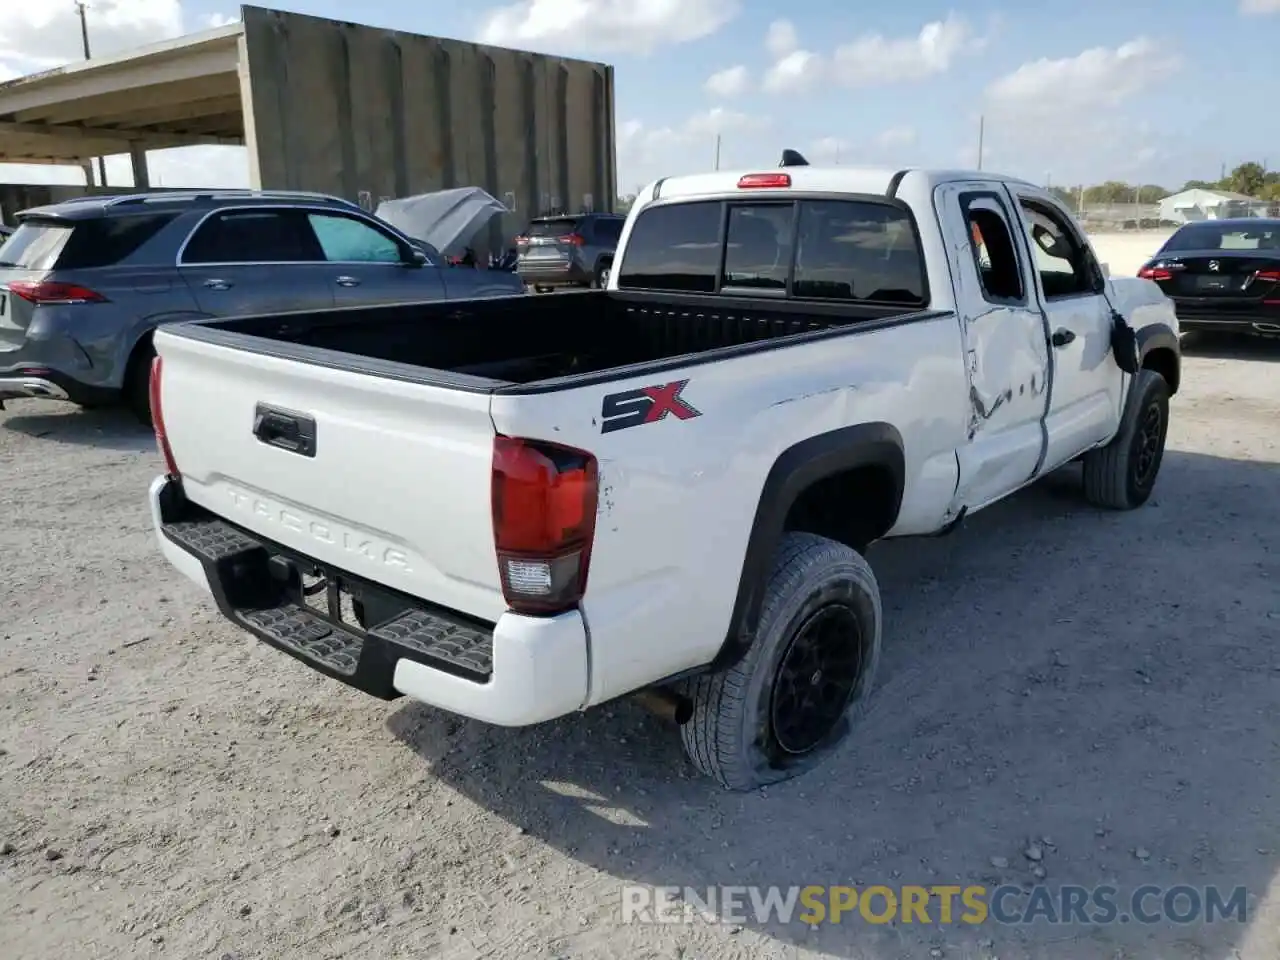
[1136,320,1181,395]
[708,422,906,672]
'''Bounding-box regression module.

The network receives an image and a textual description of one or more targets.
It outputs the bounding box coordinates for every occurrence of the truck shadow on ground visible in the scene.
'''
[0,401,154,453]
[389,449,1280,958]
[1181,331,1280,363]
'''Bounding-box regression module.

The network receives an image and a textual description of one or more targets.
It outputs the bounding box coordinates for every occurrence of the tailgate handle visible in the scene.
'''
[253,404,317,458]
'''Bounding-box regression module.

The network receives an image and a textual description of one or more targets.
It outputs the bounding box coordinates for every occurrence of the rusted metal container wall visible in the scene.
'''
[239,6,617,254]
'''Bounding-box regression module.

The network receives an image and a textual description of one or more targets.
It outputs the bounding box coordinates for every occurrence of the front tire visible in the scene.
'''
[1082,369,1170,509]
[680,532,882,791]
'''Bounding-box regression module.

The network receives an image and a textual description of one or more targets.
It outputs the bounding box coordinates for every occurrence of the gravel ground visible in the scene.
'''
[1,333,1278,960]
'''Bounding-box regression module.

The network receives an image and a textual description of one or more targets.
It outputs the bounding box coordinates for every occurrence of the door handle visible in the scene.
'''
[203,278,232,290]
[335,276,361,287]
[1051,328,1076,348]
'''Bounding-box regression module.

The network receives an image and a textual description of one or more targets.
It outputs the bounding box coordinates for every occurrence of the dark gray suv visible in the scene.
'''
[516,213,624,291]
[0,190,524,423]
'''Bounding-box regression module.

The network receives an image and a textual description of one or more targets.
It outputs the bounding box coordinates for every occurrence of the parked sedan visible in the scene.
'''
[1138,218,1280,338]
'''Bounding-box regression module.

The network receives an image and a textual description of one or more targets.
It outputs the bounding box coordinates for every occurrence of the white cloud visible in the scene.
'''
[763,50,823,93]
[617,108,771,190]
[1240,0,1280,13]
[705,64,749,98]
[985,38,1177,122]
[0,2,247,188]
[765,19,799,58]
[201,12,240,29]
[830,14,975,88]
[758,14,978,96]
[980,38,1179,183]
[476,0,740,56]
[760,19,822,93]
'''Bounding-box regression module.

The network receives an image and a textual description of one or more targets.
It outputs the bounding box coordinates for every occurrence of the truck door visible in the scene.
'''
[937,184,1051,512]
[1004,188,1125,473]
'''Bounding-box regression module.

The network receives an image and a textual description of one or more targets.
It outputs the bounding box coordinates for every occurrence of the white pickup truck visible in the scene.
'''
[148,156,1180,791]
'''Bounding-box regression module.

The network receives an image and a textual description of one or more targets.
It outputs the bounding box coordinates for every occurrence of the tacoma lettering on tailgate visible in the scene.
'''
[225,488,413,572]
[600,379,701,434]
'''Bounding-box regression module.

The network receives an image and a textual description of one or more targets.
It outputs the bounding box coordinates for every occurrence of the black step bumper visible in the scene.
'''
[153,479,495,700]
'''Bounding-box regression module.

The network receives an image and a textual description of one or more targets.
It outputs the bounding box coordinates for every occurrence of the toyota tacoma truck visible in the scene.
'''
[147,155,1181,791]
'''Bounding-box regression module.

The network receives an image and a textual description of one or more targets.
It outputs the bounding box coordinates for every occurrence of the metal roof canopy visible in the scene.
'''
[0,22,245,179]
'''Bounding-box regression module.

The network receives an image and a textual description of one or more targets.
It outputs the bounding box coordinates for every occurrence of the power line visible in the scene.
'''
[73,2,108,187]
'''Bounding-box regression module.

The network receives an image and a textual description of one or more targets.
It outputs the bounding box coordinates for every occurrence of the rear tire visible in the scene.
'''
[593,262,610,289]
[123,339,156,427]
[1082,369,1169,510]
[679,532,882,791]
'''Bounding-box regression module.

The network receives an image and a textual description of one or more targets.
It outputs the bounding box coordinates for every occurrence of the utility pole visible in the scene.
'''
[713,134,721,171]
[976,115,985,171]
[74,2,108,187]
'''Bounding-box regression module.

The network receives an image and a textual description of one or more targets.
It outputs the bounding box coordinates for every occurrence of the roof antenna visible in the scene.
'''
[780,149,809,168]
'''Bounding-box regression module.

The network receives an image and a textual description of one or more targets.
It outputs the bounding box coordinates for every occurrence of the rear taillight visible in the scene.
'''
[491,436,598,616]
[1138,266,1173,281]
[514,235,529,245]
[1255,269,1280,282]
[738,173,791,189]
[558,233,586,246]
[150,356,180,479]
[6,280,107,304]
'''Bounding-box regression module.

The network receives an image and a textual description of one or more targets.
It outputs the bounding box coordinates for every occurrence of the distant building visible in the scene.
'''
[1158,188,1273,223]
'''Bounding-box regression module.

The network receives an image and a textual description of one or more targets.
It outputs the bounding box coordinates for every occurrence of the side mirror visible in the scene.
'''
[1100,262,1111,278]
[406,248,427,266]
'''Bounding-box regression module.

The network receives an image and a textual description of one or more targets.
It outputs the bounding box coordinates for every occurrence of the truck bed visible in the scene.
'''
[190,290,923,389]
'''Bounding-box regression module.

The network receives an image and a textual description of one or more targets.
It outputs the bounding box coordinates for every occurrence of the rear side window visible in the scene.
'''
[616,201,721,293]
[0,221,75,270]
[526,218,579,239]
[56,214,176,269]
[181,210,322,264]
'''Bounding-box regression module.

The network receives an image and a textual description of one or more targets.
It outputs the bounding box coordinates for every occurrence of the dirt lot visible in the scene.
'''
[2,333,1278,960]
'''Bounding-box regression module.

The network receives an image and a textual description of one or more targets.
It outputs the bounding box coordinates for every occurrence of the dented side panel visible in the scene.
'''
[933,183,1051,513]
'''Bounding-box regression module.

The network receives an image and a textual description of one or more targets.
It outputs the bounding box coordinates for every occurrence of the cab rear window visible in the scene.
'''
[617,198,927,304]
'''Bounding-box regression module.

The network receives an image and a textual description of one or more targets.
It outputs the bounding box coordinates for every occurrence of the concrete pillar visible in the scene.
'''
[129,143,150,189]
[81,160,95,186]
[237,32,263,189]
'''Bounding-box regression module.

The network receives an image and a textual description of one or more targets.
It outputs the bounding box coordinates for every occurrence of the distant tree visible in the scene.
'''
[1226,162,1268,197]
[1181,179,1219,191]
[615,194,636,214]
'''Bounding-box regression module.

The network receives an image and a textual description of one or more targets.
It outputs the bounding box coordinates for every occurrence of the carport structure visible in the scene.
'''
[0,5,616,236]
[0,22,246,186]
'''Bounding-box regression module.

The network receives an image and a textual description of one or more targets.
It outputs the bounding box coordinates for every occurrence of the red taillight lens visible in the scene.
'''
[1255,269,1280,282]
[1138,266,1173,281]
[738,173,791,189]
[559,233,585,246]
[150,356,180,479]
[491,436,598,616]
[6,280,107,304]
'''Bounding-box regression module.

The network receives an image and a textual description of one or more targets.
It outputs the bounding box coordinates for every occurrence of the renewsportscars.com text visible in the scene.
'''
[621,884,1248,927]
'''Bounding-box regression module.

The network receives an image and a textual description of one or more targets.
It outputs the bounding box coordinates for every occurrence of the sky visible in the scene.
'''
[0,0,1278,195]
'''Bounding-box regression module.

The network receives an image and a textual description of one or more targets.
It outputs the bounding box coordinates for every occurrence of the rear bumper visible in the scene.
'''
[1173,302,1280,336]
[516,260,590,286]
[149,476,589,726]
[0,363,115,406]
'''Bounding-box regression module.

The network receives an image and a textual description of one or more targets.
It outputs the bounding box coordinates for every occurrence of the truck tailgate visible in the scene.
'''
[154,329,504,623]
